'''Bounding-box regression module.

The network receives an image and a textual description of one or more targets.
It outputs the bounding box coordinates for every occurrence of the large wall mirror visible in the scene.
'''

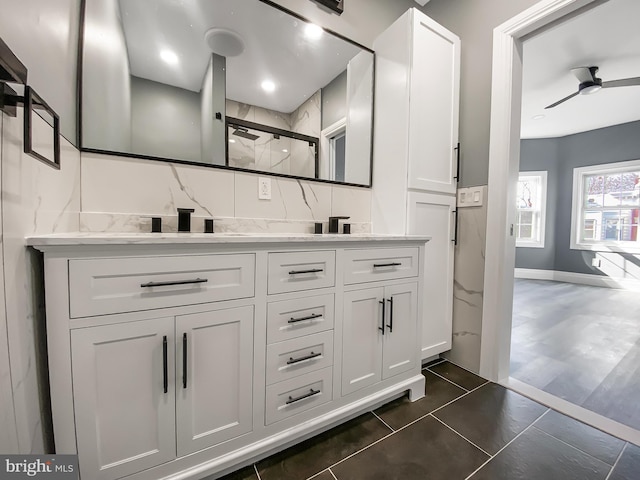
[81,0,374,186]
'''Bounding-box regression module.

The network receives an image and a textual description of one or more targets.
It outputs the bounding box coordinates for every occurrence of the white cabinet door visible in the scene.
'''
[342,287,384,396]
[407,11,460,194]
[71,317,176,480]
[408,192,455,359]
[381,283,419,380]
[175,306,253,456]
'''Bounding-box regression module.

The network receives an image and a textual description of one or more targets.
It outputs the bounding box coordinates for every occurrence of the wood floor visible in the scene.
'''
[510,278,640,431]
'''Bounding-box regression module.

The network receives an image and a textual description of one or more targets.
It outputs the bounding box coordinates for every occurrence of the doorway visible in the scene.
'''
[481,0,640,445]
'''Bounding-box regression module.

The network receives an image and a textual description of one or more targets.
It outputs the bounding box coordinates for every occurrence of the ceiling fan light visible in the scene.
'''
[580,84,602,95]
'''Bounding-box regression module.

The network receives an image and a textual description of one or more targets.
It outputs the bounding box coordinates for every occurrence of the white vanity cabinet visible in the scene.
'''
[342,283,418,396]
[30,235,427,480]
[371,8,460,361]
[71,317,177,480]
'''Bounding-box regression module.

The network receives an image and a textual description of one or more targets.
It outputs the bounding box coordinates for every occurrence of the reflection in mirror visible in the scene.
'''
[81,0,374,186]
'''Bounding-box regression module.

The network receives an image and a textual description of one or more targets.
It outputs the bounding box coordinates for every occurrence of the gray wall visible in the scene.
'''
[322,70,347,130]
[82,0,132,153]
[131,77,201,163]
[421,0,540,187]
[517,120,640,276]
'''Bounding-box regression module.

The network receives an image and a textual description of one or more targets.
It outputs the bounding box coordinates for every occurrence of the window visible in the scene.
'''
[571,159,640,252]
[516,171,547,248]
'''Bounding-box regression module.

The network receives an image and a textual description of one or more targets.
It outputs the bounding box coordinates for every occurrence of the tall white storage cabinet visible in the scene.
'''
[371,8,460,360]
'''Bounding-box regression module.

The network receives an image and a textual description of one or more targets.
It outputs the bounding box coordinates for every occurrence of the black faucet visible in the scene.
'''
[177,208,195,232]
[328,216,350,234]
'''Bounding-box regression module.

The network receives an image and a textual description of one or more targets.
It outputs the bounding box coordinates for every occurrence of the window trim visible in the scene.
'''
[570,158,640,253]
[516,170,547,249]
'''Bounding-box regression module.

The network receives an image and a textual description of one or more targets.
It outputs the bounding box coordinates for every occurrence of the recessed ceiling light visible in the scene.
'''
[229,139,236,143]
[282,149,288,153]
[261,80,276,93]
[532,114,545,120]
[160,49,179,65]
[304,23,323,40]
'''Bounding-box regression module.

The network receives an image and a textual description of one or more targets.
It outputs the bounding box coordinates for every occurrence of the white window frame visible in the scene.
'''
[570,158,640,253]
[515,171,547,248]
[319,117,346,182]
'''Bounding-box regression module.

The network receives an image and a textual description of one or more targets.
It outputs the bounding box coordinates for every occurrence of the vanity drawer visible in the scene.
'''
[267,294,334,344]
[265,367,333,425]
[266,331,334,386]
[267,251,335,294]
[69,254,255,318]
[343,247,419,285]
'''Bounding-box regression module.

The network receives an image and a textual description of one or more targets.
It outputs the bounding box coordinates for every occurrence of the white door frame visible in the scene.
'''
[480,0,599,382]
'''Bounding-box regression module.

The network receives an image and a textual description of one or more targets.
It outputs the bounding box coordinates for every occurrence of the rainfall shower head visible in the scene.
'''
[231,126,259,141]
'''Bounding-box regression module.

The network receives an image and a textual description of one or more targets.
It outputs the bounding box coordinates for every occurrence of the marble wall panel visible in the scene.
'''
[81,152,235,218]
[0,114,19,454]
[234,172,331,221]
[1,111,80,453]
[443,186,487,373]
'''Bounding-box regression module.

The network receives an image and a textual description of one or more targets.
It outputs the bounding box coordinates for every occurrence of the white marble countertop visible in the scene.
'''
[26,232,430,247]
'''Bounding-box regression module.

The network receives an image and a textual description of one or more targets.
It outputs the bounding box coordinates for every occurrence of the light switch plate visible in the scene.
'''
[258,177,271,200]
[457,186,484,208]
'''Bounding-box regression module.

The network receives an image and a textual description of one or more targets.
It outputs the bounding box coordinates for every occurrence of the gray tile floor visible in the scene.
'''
[218,360,639,480]
[511,279,640,430]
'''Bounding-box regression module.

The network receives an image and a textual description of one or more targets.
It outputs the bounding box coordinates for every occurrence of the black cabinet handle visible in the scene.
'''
[286,388,321,405]
[452,209,459,245]
[453,142,461,182]
[162,335,168,394]
[182,333,188,389]
[373,262,401,268]
[379,300,386,335]
[141,278,208,288]
[288,313,322,324]
[288,268,323,275]
[387,297,394,333]
[287,351,322,365]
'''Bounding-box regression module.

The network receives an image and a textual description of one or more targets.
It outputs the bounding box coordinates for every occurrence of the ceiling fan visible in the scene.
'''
[545,66,640,109]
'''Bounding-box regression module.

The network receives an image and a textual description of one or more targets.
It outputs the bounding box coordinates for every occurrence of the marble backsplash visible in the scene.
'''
[80,151,372,234]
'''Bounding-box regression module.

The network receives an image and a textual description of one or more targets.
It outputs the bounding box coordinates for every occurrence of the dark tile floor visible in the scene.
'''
[218,360,639,480]
[511,279,640,431]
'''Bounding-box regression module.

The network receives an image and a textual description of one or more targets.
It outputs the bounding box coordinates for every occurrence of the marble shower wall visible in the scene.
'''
[0,110,81,453]
[80,152,371,234]
[290,91,321,178]
[226,95,321,179]
[443,185,488,373]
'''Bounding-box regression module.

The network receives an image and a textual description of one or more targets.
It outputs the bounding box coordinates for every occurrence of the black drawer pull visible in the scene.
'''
[182,333,188,389]
[373,262,401,268]
[379,299,386,335]
[288,313,322,324]
[286,388,321,405]
[288,268,324,275]
[287,351,322,365]
[141,278,208,288]
[162,335,168,394]
[387,297,394,333]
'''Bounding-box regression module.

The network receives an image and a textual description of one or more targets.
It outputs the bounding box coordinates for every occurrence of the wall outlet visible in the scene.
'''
[258,177,271,200]
[591,258,601,268]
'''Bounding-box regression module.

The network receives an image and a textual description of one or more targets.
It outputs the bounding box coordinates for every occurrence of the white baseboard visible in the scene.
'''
[514,268,640,291]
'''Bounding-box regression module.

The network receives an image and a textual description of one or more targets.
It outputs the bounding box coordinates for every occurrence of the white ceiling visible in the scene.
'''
[118,0,363,113]
[520,0,640,139]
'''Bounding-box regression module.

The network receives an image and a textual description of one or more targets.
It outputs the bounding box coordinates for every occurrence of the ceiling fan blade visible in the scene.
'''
[571,66,597,83]
[545,90,580,109]
[602,77,640,88]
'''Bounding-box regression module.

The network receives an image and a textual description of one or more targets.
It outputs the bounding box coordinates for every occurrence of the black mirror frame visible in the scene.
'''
[77,0,374,188]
